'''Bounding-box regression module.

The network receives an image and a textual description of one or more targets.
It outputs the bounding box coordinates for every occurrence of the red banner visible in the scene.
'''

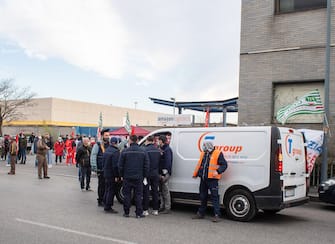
[205,107,210,127]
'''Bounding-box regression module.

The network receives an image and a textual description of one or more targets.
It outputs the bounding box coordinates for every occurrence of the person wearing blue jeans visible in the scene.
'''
[44,134,53,167]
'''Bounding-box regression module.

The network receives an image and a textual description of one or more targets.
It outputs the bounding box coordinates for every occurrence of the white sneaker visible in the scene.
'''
[151,210,158,216]
[143,210,149,216]
[6,164,10,167]
[48,164,52,168]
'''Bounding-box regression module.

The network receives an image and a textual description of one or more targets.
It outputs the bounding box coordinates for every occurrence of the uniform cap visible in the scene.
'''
[110,137,118,144]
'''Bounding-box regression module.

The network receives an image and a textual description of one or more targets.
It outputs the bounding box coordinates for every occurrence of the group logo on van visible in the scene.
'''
[197,132,243,154]
[284,134,302,158]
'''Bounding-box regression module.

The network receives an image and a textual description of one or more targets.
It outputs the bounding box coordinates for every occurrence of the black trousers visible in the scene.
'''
[97,172,105,204]
[123,179,143,216]
[55,155,62,163]
[104,177,117,210]
[80,166,91,190]
[143,175,160,211]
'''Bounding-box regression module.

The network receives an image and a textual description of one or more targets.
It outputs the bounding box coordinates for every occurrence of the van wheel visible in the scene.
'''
[225,189,256,222]
[115,181,135,204]
[116,182,124,204]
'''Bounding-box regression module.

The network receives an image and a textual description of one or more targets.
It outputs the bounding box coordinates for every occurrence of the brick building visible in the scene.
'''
[238,0,334,179]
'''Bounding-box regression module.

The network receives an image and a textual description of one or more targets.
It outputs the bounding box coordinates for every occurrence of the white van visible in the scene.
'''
[138,126,309,222]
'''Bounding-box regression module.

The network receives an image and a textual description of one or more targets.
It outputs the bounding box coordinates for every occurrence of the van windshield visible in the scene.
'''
[139,131,172,147]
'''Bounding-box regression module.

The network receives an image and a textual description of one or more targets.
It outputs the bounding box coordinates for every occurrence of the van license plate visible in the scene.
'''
[285,189,295,197]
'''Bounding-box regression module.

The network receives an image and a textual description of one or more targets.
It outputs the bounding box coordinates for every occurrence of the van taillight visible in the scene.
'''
[276,146,283,173]
[304,148,308,174]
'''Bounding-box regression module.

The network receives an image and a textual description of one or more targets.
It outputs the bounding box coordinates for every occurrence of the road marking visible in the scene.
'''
[15,218,137,244]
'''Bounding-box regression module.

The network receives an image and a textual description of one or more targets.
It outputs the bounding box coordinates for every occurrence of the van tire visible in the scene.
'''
[116,181,135,204]
[116,182,124,204]
[224,189,257,222]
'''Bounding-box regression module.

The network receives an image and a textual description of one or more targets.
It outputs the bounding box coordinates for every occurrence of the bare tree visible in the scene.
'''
[0,79,36,136]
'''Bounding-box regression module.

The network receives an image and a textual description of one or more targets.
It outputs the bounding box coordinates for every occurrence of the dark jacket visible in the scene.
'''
[33,137,39,154]
[159,144,173,175]
[103,144,120,178]
[46,138,53,150]
[76,145,92,167]
[19,137,27,149]
[144,143,161,178]
[197,151,228,180]
[118,143,149,180]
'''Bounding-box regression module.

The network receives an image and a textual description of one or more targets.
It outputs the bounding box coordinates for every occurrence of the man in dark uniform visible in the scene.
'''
[91,129,110,206]
[119,135,149,218]
[192,140,228,222]
[143,136,161,216]
[103,137,120,213]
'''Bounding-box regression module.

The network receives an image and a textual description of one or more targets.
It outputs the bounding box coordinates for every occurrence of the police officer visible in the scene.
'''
[91,129,110,206]
[143,136,161,216]
[192,140,228,222]
[103,137,120,213]
[118,135,149,218]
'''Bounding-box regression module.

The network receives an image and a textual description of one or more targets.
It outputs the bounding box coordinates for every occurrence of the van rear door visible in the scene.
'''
[279,128,307,203]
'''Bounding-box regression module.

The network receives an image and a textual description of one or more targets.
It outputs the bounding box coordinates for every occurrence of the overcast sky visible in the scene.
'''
[0,0,241,123]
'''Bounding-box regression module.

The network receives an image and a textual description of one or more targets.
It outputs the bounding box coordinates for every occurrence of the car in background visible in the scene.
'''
[318,177,335,204]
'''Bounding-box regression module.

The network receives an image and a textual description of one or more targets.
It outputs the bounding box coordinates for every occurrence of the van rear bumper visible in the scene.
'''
[282,196,309,208]
[255,195,309,210]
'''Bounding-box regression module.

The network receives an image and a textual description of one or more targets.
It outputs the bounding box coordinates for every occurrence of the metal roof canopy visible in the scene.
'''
[149,97,238,113]
[149,97,238,126]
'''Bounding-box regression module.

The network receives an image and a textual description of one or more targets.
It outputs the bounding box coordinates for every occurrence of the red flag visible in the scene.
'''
[131,125,135,135]
[96,127,101,141]
[205,107,210,127]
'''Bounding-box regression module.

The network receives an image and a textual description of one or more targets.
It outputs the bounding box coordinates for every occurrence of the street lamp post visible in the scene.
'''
[321,0,332,182]
[170,97,176,117]
[170,97,176,126]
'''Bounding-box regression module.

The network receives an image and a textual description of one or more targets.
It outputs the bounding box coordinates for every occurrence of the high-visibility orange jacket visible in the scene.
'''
[193,149,226,180]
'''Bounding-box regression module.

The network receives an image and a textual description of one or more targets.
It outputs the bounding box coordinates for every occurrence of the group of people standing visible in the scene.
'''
[3,128,228,222]
[76,128,173,218]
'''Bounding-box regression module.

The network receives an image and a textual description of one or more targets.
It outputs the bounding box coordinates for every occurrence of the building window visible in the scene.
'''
[275,0,327,14]
[273,82,324,124]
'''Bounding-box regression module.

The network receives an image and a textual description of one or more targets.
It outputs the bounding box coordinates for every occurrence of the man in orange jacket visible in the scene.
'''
[192,140,228,222]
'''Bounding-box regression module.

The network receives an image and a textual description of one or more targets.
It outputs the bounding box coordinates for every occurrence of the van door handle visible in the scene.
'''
[290,172,296,175]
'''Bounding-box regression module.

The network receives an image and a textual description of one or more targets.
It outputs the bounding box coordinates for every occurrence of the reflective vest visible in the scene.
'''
[193,149,222,180]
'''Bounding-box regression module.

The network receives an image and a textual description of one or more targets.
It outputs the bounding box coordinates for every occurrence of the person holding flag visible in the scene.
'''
[91,128,110,206]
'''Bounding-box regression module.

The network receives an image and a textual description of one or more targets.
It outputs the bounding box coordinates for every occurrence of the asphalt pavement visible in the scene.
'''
[0,154,334,244]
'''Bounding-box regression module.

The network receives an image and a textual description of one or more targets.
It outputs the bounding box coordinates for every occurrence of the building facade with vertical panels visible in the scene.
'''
[238,0,334,166]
